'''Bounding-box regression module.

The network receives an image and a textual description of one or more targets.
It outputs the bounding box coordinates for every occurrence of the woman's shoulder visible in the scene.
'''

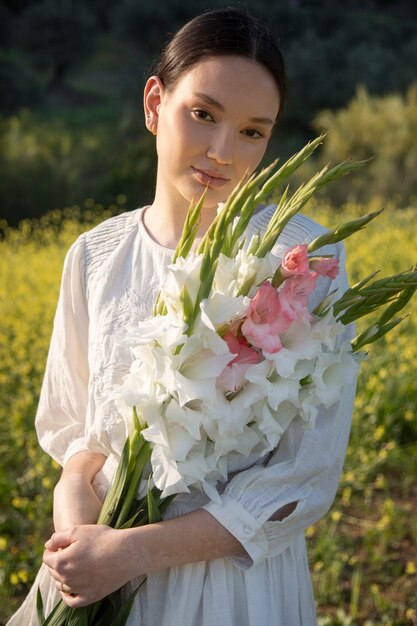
[249,204,328,244]
[66,208,144,294]
[82,208,142,250]
[83,206,143,261]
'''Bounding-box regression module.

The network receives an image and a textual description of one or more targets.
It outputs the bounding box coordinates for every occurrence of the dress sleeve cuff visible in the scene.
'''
[202,493,269,569]
[62,438,90,466]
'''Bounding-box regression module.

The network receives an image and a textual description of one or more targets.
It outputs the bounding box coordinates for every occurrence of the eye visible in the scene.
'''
[192,108,215,122]
[242,128,265,139]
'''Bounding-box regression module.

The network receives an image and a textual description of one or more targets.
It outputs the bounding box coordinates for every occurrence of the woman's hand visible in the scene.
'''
[43,525,136,608]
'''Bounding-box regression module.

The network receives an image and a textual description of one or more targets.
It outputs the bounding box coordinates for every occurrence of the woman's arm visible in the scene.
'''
[53,451,107,531]
[43,509,243,608]
[123,504,295,569]
[43,499,297,608]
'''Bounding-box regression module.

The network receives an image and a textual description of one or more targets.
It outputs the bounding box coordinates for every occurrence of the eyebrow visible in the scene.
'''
[193,92,275,126]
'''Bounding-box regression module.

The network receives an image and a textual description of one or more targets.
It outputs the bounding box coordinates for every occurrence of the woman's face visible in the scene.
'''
[148,55,281,211]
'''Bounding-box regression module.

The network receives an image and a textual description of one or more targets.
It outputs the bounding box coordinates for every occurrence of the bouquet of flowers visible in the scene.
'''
[37,136,417,625]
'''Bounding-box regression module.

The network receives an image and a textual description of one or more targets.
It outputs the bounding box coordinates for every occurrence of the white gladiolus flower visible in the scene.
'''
[165,399,203,440]
[128,313,187,349]
[150,444,189,497]
[280,319,323,359]
[257,401,299,448]
[310,340,359,408]
[310,311,346,349]
[163,253,203,306]
[200,293,250,329]
[214,249,280,298]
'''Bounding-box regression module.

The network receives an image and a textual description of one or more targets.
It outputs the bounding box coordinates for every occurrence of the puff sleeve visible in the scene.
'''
[35,234,93,467]
[202,242,359,569]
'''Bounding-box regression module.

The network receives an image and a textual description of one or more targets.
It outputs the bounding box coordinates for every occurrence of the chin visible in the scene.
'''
[184,185,228,209]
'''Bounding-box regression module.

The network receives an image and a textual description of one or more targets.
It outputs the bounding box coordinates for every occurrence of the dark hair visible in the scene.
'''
[152,7,286,115]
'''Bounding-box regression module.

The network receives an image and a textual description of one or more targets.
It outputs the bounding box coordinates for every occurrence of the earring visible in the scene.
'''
[146,115,157,136]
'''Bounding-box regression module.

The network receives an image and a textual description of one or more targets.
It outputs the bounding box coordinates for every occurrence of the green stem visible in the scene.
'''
[115,441,151,528]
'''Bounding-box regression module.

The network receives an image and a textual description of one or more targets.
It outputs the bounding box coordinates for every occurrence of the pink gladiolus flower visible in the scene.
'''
[218,331,262,393]
[241,282,293,353]
[281,244,310,277]
[278,272,318,322]
[222,330,249,359]
[310,257,340,279]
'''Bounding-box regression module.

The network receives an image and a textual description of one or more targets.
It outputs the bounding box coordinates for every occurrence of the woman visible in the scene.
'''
[7,8,357,626]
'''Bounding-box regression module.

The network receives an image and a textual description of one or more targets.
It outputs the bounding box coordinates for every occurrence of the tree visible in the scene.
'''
[17,0,97,95]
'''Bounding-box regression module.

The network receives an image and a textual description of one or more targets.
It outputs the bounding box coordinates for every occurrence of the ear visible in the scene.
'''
[143,76,165,131]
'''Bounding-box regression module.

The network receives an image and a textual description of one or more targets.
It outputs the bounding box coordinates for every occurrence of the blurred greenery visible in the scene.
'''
[15,0,97,93]
[313,84,417,204]
[1,0,417,225]
[0,108,156,224]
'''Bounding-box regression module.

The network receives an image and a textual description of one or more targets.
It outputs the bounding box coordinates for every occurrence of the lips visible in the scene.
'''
[191,167,230,188]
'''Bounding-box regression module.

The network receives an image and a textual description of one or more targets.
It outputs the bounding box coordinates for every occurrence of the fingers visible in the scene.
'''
[43,526,85,593]
[43,545,73,583]
[44,552,95,609]
[46,567,90,608]
[45,565,62,584]
[45,528,74,551]
[56,579,77,595]
[42,525,120,608]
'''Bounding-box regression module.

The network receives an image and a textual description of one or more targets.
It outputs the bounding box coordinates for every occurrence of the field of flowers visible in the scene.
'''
[0,200,416,625]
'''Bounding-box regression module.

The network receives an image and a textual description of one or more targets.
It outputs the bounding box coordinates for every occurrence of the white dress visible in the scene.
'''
[6,205,357,626]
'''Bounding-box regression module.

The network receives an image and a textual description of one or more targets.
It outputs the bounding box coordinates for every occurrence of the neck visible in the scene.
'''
[145,182,219,250]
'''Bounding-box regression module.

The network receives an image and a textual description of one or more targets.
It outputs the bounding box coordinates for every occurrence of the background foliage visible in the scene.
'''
[1,0,417,225]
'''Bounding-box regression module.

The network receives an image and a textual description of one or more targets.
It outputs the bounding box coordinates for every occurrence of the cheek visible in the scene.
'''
[165,113,206,162]
[237,141,269,176]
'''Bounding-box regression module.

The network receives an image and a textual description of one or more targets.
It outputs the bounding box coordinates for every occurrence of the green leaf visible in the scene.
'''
[180,285,194,328]
[133,406,141,432]
[351,316,407,352]
[147,480,162,523]
[307,209,383,254]
[42,600,72,625]
[254,135,325,203]
[36,587,45,625]
[173,190,206,262]
[97,437,131,525]
[118,507,147,529]
[114,441,152,528]
[87,596,117,626]
[335,269,417,324]
[65,608,89,626]
[254,158,368,259]
[111,583,144,626]
[156,493,176,517]
[378,279,416,326]
[311,289,338,317]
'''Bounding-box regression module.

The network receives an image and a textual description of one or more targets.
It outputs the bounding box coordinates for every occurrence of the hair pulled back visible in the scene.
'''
[152,7,286,114]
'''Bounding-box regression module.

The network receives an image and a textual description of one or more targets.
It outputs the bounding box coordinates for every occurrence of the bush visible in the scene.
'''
[0,55,43,115]
[16,0,97,91]
[0,109,156,226]
[311,85,417,204]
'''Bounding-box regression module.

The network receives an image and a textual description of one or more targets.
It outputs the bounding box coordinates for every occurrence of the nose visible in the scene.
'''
[206,126,233,165]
